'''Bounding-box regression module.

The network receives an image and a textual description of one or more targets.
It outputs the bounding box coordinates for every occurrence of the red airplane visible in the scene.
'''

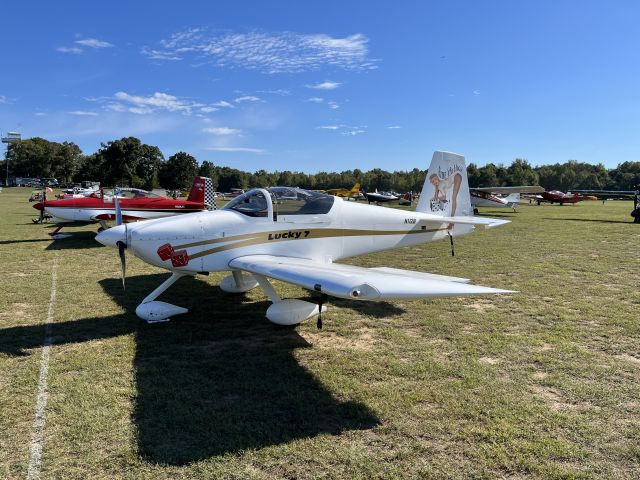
[535,190,597,205]
[33,176,214,236]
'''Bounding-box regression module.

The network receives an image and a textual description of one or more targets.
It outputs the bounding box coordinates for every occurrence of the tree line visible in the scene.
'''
[2,136,639,192]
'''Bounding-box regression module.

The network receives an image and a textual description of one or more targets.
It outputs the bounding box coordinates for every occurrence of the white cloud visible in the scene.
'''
[57,46,83,54]
[140,47,182,61]
[0,95,7,104]
[67,110,98,116]
[257,89,291,96]
[213,100,234,108]
[306,97,324,103]
[199,106,219,113]
[35,112,48,116]
[104,102,126,112]
[387,125,401,129]
[76,38,113,48]
[202,127,241,135]
[207,147,264,153]
[307,81,341,90]
[235,95,261,103]
[328,101,340,110]
[318,124,366,136]
[342,129,364,136]
[473,90,481,96]
[110,91,204,115]
[144,30,375,73]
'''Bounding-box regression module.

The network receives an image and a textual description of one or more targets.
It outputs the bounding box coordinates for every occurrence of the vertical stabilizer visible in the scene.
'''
[416,151,472,217]
[187,176,216,210]
[505,192,520,208]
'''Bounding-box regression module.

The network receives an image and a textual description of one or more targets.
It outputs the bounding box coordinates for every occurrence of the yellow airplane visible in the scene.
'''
[325,182,361,198]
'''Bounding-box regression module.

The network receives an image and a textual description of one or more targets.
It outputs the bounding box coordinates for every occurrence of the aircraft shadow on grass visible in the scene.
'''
[0,238,52,246]
[0,273,380,465]
[45,232,105,250]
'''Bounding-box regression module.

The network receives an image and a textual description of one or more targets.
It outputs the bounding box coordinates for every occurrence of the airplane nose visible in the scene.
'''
[96,224,127,247]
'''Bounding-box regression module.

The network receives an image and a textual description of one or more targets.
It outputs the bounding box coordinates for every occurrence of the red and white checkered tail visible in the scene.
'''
[203,177,216,210]
[187,176,216,210]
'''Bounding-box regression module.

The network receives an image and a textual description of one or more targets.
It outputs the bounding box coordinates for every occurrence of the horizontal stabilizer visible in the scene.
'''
[420,214,510,229]
[229,255,514,301]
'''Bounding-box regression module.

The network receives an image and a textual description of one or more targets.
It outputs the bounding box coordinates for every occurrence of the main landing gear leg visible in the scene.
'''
[252,273,327,326]
[219,270,259,293]
[135,272,191,324]
[49,225,65,236]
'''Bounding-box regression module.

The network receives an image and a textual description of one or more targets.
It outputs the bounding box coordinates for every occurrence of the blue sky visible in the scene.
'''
[1,1,639,172]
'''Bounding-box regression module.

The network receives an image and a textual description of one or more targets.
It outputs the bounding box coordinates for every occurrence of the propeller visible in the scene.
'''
[114,194,127,289]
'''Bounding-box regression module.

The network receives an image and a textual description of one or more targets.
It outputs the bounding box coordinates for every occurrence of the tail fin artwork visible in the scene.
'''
[350,182,361,194]
[416,151,472,217]
[187,176,216,210]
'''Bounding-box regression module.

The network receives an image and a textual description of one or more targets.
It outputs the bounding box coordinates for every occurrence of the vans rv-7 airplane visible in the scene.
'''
[33,177,215,236]
[97,151,514,326]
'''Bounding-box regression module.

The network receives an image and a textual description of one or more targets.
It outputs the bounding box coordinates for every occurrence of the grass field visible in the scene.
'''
[1,187,639,479]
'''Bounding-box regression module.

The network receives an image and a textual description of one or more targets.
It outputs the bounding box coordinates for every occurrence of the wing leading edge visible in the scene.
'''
[229,255,514,301]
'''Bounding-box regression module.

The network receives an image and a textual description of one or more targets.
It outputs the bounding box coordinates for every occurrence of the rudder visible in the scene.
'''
[187,176,216,210]
[416,151,472,217]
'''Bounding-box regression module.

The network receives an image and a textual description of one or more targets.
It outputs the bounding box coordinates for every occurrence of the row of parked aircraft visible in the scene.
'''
[33,153,635,326]
[31,151,517,325]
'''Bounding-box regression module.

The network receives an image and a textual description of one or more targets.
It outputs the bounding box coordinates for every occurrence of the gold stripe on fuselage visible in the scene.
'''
[183,226,447,261]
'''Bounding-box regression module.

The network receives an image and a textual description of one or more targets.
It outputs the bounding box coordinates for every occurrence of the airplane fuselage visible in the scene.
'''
[102,196,473,275]
[470,191,509,208]
[35,196,205,225]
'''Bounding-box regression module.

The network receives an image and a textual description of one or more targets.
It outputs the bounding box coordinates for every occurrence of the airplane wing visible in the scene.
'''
[569,189,636,197]
[472,186,544,194]
[228,255,514,300]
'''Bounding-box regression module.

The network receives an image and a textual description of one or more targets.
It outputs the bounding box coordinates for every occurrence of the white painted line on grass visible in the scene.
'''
[26,255,58,480]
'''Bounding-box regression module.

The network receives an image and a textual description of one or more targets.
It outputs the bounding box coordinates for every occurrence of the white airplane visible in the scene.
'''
[363,190,400,204]
[96,151,515,326]
[470,186,544,213]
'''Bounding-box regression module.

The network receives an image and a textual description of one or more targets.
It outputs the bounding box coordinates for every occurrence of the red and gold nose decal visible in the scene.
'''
[170,250,189,267]
[157,243,189,267]
[157,243,174,260]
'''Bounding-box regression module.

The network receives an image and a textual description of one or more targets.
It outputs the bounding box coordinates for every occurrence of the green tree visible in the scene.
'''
[159,151,198,190]
[96,137,164,189]
[506,159,538,186]
[4,137,82,182]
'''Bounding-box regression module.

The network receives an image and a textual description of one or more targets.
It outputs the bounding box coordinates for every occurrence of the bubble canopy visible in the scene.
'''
[223,187,335,218]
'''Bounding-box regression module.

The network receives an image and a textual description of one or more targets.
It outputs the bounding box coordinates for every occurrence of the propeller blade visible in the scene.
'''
[115,193,123,226]
[117,240,126,290]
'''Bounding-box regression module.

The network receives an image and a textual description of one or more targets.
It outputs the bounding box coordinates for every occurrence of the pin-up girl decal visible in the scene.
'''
[429,172,462,217]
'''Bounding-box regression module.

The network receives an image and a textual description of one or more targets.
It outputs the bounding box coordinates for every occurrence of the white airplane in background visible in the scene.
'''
[97,151,514,326]
[471,186,544,213]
